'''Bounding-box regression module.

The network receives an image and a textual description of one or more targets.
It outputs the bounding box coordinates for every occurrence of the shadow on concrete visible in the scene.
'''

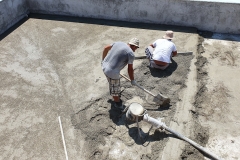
[2,13,240,43]
[148,58,178,78]
[0,17,29,41]
[27,13,197,34]
[145,103,171,111]
[107,99,127,125]
[127,126,175,146]
[198,30,240,42]
[106,98,169,145]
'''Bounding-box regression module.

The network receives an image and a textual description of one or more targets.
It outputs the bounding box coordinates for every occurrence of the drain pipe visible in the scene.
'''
[143,114,222,160]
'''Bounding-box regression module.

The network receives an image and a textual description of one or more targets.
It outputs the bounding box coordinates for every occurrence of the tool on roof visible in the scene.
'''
[135,51,193,60]
[120,74,170,105]
[125,103,222,160]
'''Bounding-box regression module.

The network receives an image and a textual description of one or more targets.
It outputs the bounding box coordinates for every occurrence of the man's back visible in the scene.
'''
[102,42,134,79]
[152,39,176,63]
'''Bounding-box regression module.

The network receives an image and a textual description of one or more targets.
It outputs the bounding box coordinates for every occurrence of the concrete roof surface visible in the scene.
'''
[1,14,240,160]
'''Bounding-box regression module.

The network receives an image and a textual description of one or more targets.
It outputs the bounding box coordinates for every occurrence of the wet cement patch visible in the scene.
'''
[71,53,194,159]
[0,14,201,159]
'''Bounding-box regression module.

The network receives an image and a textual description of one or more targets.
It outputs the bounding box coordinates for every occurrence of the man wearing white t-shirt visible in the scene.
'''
[145,30,177,70]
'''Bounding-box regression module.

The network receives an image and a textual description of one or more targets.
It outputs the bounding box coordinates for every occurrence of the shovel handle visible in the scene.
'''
[135,56,147,59]
[120,74,156,97]
[120,73,131,81]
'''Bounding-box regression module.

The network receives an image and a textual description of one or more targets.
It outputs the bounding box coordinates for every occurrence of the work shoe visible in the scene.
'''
[113,101,124,111]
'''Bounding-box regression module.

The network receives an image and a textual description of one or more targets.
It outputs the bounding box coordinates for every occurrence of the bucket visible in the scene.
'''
[126,102,146,121]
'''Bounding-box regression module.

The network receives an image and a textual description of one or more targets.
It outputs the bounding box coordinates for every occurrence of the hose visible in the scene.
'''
[142,114,222,160]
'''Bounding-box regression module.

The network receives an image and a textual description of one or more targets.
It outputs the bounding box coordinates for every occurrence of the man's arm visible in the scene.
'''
[102,45,112,60]
[127,64,134,81]
[172,43,177,57]
[150,44,155,48]
[172,51,177,57]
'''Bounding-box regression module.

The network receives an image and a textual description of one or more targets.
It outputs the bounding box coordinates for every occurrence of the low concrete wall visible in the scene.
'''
[0,0,28,35]
[1,0,240,35]
[25,0,240,34]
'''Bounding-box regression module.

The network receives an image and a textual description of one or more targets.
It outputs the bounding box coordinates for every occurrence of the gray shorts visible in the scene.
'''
[107,77,121,96]
[149,61,169,70]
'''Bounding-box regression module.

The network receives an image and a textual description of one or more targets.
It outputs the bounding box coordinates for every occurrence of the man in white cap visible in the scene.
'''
[145,30,177,70]
[101,38,139,109]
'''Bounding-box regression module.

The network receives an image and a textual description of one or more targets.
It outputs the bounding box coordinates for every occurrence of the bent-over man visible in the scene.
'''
[101,38,140,109]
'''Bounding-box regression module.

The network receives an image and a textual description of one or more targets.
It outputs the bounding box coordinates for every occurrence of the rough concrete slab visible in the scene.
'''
[197,33,240,160]
[1,14,240,160]
[0,14,197,159]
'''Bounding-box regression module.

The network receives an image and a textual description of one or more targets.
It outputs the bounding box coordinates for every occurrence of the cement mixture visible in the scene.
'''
[1,14,240,160]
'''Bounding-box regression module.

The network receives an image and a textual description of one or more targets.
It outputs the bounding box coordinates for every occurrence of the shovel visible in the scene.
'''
[120,74,170,105]
[135,51,193,60]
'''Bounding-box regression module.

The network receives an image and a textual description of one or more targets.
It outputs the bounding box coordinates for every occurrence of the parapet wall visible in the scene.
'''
[0,0,28,35]
[1,0,240,35]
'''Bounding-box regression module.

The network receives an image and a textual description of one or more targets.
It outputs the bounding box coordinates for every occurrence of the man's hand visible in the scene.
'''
[172,51,177,57]
[131,80,137,86]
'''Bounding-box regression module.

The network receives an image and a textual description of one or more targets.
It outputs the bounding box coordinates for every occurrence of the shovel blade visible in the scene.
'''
[153,93,170,105]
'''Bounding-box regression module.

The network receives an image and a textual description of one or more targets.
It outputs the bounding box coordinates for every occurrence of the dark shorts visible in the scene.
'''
[107,77,121,96]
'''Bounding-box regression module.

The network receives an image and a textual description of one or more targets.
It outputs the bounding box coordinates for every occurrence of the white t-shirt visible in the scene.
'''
[152,39,177,63]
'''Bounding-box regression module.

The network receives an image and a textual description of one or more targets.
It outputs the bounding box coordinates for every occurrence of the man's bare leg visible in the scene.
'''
[113,96,120,102]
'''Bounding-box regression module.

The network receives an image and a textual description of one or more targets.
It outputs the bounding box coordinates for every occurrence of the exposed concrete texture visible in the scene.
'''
[27,0,240,34]
[1,0,240,35]
[0,0,28,35]
[0,15,199,159]
[1,14,240,160]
